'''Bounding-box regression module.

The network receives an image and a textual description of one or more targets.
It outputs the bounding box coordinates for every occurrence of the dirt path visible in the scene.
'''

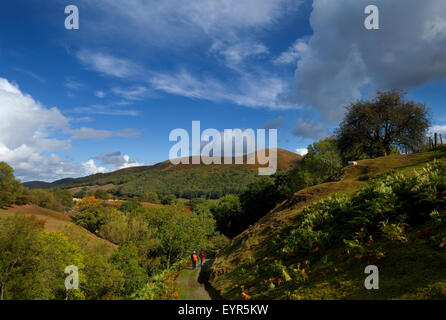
[175,262,212,300]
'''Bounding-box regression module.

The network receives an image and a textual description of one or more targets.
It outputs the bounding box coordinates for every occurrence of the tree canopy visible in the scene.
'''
[335,90,430,162]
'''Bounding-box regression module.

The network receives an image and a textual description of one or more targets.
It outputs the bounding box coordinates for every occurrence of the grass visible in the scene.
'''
[208,150,446,300]
[0,204,116,256]
[175,265,211,300]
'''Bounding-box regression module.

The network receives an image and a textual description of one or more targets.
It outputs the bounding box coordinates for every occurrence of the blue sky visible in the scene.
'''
[0,0,446,181]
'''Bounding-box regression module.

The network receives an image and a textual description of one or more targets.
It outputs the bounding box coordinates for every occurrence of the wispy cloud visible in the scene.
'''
[76,50,141,79]
[69,104,140,116]
[65,77,83,90]
[210,39,269,70]
[274,39,308,65]
[69,127,140,140]
[14,68,45,83]
[95,90,106,98]
[112,86,151,100]
[149,69,296,110]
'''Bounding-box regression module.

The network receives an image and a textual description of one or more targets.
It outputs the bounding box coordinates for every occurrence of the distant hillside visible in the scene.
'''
[209,149,446,299]
[24,148,301,199]
[0,204,116,256]
[23,178,76,189]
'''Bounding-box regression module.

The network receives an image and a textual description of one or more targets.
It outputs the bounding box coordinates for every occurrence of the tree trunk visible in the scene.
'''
[0,283,3,300]
[167,251,171,270]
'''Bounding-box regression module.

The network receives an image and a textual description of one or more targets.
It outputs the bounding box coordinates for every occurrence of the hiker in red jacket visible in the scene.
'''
[199,250,205,267]
[191,251,198,269]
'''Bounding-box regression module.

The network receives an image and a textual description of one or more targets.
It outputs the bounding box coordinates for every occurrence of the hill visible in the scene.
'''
[0,204,117,256]
[208,149,446,299]
[24,148,301,199]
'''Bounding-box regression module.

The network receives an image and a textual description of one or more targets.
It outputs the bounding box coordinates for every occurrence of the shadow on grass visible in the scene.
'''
[198,261,223,300]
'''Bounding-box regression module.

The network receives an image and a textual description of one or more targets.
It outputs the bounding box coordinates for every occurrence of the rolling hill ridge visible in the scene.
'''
[24,149,301,199]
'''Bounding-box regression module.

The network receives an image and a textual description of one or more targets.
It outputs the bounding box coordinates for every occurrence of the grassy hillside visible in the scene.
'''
[0,204,116,256]
[208,149,446,300]
[24,149,301,199]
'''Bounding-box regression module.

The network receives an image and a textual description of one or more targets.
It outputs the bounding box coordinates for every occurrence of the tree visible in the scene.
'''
[54,190,74,210]
[143,192,159,204]
[144,205,215,269]
[119,199,142,213]
[161,194,176,205]
[74,197,108,232]
[110,243,148,297]
[211,195,242,237]
[0,216,86,300]
[335,90,430,162]
[0,162,23,207]
[239,177,282,228]
[28,189,63,211]
[0,216,40,300]
[301,137,343,184]
[94,189,109,200]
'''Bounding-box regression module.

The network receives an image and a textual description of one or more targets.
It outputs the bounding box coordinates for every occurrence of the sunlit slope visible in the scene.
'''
[209,150,446,300]
[0,205,116,256]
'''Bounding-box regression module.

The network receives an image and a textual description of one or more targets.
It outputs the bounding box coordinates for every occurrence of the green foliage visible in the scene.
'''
[161,194,177,205]
[301,137,343,183]
[74,198,112,232]
[54,190,74,210]
[73,187,88,199]
[187,197,211,212]
[336,90,430,162]
[279,161,446,261]
[211,138,343,238]
[0,215,128,300]
[94,189,109,200]
[131,259,185,300]
[82,251,125,300]
[142,191,160,204]
[110,243,149,298]
[0,162,23,207]
[119,199,142,213]
[211,195,242,237]
[142,205,216,269]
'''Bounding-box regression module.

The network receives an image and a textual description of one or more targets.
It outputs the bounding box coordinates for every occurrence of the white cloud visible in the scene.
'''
[65,77,83,90]
[292,0,446,123]
[292,118,329,140]
[79,0,302,46]
[69,104,140,116]
[76,50,140,79]
[69,128,140,140]
[112,86,151,100]
[0,77,139,181]
[210,40,269,68]
[92,152,141,169]
[95,90,106,98]
[149,69,294,110]
[295,148,308,156]
[430,125,446,135]
[274,39,308,65]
